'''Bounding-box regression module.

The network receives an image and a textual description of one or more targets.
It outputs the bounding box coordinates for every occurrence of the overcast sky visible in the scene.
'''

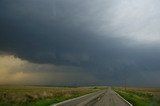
[0,0,160,87]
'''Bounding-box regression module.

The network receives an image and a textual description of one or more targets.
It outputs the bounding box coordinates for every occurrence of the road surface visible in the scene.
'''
[52,88,132,106]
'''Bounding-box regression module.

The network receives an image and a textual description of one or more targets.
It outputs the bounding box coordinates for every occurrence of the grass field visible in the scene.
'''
[114,87,160,106]
[0,86,101,106]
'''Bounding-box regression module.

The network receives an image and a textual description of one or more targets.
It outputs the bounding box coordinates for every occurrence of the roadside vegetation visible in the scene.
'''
[114,87,160,106]
[0,86,102,106]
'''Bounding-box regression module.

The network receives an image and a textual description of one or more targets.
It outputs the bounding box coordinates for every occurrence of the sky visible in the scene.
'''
[0,0,160,87]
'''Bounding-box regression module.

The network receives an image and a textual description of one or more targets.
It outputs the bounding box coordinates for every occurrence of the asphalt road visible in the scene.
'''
[52,88,131,106]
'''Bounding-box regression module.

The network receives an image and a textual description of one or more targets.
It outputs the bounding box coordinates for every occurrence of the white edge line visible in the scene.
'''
[50,91,98,106]
[114,90,133,106]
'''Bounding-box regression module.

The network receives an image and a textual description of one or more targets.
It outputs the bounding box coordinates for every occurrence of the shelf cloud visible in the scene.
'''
[0,0,160,86]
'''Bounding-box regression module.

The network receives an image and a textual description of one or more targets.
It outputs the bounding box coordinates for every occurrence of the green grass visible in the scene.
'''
[114,88,160,106]
[27,93,81,106]
[0,94,79,106]
[0,86,102,106]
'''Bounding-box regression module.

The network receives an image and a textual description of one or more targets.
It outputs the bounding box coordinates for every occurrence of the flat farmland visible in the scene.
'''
[0,86,100,106]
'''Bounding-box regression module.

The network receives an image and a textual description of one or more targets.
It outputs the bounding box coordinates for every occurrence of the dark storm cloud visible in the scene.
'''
[0,0,122,65]
[0,0,160,86]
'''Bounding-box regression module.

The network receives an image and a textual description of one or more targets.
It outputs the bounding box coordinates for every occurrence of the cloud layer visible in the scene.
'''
[0,0,160,86]
[0,55,97,86]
